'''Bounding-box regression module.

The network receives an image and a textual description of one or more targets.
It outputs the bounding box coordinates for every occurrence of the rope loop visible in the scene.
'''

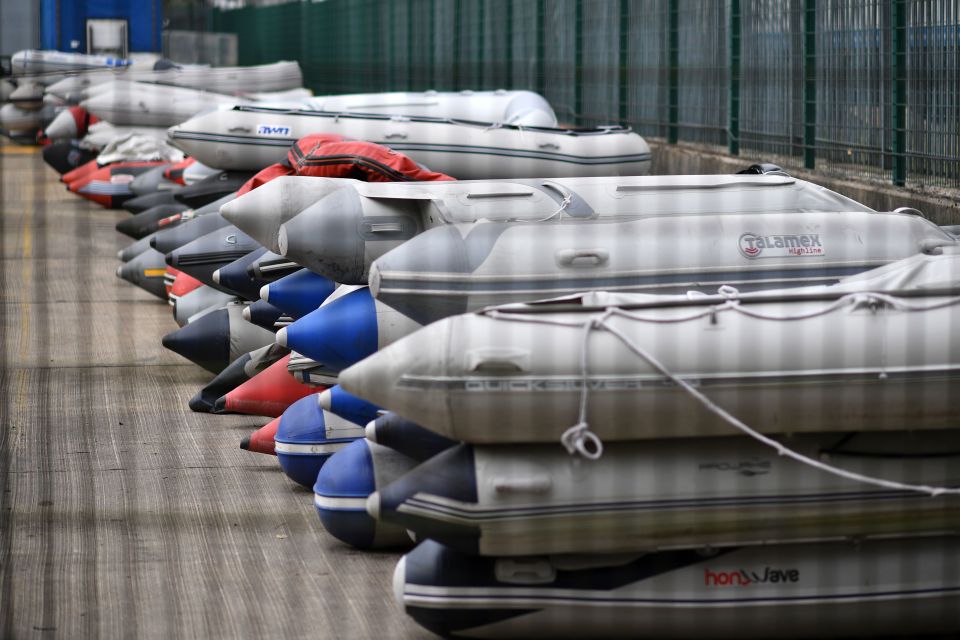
[560,422,604,460]
[717,284,741,299]
[492,291,960,495]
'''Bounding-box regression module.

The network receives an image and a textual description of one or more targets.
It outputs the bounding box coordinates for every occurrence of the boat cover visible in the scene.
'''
[236,134,454,196]
[96,133,185,165]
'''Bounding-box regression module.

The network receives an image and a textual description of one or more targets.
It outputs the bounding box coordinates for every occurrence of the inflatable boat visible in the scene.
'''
[8,80,46,106]
[364,209,957,324]
[395,536,960,638]
[43,60,302,100]
[313,439,419,549]
[116,248,168,299]
[0,102,58,134]
[259,268,337,319]
[218,133,459,253]
[274,395,364,487]
[372,431,960,556]
[0,79,14,102]
[79,82,258,127]
[345,250,960,443]
[304,90,556,126]
[165,225,260,291]
[168,106,651,176]
[79,83,317,126]
[10,49,132,74]
[43,106,99,140]
[190,342,289,413]
[172,286,237,327]
[162,303,275,374]
[365,413,457,462]
[262,173,872,284]
[276,287,422,371]
[287,351,339,387]
[214,353,316,417]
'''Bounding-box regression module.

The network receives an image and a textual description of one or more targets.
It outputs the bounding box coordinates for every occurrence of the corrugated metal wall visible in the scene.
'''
[210,0,960,190]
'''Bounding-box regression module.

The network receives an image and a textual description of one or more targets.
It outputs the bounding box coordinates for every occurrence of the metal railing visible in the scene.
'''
[210,0,960,190]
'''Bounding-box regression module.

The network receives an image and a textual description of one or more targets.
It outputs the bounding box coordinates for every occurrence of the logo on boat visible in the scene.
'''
[698,459,771,477]
[256,124,292,137]
[738,232,824,258]
[704,567,800,587]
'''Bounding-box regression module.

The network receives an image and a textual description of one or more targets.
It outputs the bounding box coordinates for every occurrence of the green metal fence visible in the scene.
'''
[210,0,960,190]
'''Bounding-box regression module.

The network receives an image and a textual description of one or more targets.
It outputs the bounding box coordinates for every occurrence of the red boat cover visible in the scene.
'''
[235,162,296,197]
[236,134,455,196]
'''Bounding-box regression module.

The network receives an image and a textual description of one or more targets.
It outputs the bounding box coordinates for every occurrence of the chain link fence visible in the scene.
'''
[209,0,960,191]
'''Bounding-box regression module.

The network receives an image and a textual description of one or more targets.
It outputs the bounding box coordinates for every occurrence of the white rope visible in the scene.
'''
[533,189,573,223]
[484,289,960,496]
[559,317,608,460]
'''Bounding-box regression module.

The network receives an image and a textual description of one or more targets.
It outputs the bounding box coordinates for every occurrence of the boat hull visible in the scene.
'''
[168,107,651,177]
[375,433,960,556]
[397,537,960,638]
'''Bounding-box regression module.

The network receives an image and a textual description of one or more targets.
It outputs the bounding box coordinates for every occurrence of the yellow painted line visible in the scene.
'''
[143,269,168,278]
[21,216,32,258]
[0,145,40,155]
[18,188,33,360]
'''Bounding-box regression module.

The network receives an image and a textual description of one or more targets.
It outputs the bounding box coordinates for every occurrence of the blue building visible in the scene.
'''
[38,0,162,54]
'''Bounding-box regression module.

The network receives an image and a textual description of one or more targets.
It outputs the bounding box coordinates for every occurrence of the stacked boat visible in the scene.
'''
[329,252,960,638]
[0,49,146,139]
[0,49,307,143]
[219,160,958,635]
[35,54,960,637]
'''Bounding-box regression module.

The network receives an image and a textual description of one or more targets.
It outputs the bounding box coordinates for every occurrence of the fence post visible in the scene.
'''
[891,0,907,186]
[574,0,583,125]
[536,0,545,98]
[618,0,629,125]
[668,0,679,144]
[453,0,462,90]
[728,0,741,156]
[478,0,486,89]
[429,0,436,89]
[388,1,396,90]
[803,0,816,170]
[407,0,415,90]
[505,0,514,89]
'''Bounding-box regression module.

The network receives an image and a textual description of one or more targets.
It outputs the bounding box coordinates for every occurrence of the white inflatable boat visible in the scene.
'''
[10,49,131,74]
[43,60,303,100]
[303,90,556,126]
[247,173,872,283]
[343,249,960,442]
[80,81,258,127]
[362,209,957,324]
[168,106,651,177]
[0,102,58,134]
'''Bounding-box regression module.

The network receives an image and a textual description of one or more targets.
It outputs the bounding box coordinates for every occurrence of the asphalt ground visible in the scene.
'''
[0,143,427,639]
